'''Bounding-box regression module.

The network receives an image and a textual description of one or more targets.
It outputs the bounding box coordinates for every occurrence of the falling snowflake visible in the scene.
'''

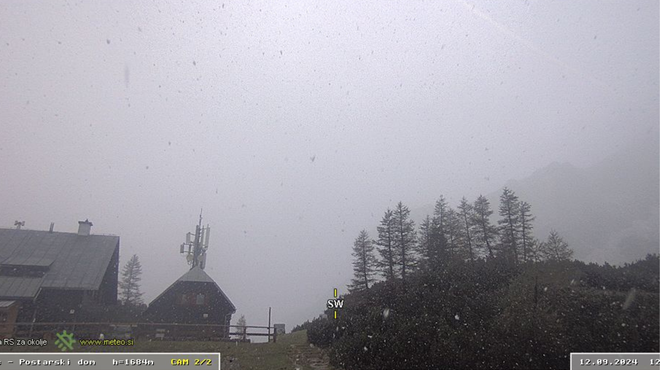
[454,314,460,320]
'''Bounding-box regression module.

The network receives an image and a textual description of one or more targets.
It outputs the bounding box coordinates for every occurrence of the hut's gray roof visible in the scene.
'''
[0,276,43,298]
[0,300,18,308]
[177,266,216,284]
[0,228,119,300]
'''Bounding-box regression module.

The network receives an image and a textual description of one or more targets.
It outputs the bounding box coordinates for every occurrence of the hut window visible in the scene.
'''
[177,293,206,306]
[178,293,192,305]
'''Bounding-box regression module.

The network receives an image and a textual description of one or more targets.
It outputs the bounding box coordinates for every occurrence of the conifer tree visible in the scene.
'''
[236,315,247,340]
[417,216,434,270]
[375,209,398,281]
[472,195,497,258]
[540,230,574,261]
[457,197,475,263]
[349,230,378,292]
[519,201,536,263]
[445,207,461,259]
[119,254,144,306]
[431,196,450,264]
[392,202,417,281]
[433,196,449,234]
[498,187,522,264]
[527,237,544,262]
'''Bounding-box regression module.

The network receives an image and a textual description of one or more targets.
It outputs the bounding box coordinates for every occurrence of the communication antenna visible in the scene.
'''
[179,210,211,270]
[203,224,210,248]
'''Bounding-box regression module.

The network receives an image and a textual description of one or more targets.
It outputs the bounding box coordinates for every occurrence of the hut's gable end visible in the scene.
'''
[144,281,234,325]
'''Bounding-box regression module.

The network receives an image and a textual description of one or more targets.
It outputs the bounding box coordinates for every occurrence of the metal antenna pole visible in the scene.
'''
[192,210,203,269]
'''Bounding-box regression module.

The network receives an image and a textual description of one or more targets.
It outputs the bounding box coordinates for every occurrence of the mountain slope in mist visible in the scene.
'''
[501,136,658,264]
[414,136,659,265]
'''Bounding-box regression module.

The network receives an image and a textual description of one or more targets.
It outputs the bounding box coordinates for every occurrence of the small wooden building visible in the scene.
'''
[0,300,20,337]
[141,266,236,339]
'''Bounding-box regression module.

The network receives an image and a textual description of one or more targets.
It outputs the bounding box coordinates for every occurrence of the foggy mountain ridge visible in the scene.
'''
[411,135,659,265]
[1,0,657,336]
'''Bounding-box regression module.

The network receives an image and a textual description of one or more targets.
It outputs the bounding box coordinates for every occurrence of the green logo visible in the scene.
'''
[54,330,75,351]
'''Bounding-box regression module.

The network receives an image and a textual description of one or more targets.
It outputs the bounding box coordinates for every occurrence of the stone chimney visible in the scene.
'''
[78,219,93,236]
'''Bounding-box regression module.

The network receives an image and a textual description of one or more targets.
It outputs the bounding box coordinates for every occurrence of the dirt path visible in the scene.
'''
[287,342,334,370]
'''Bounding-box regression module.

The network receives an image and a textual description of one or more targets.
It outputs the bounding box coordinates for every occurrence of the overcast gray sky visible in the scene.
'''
[1,0,658,331]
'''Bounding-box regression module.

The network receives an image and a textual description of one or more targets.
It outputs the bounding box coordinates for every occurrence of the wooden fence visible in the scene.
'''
[12,322,278,343]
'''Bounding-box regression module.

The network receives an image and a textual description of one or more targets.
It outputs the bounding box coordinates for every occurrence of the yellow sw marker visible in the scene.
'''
[334,311,337,319]
[334,288,337,298]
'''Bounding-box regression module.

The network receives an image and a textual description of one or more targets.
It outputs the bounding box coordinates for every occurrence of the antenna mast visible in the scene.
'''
[179,210,210,270]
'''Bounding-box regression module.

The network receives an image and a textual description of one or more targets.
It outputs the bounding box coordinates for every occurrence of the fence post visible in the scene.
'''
[268,307,271,343]
[273,326,277,343]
